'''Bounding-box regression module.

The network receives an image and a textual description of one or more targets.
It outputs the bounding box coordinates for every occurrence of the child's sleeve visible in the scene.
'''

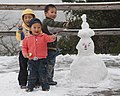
[44,34,56,43]
[46,19,66,28]
[16,30,22,41]
[22,38,28,57]
[16,30,25,41]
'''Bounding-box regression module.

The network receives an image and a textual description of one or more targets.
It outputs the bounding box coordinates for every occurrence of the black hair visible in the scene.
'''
[29,18,42,27]
[44,4,57,13]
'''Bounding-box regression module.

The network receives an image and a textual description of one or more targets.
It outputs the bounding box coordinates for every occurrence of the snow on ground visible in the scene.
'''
[0,54,120,96]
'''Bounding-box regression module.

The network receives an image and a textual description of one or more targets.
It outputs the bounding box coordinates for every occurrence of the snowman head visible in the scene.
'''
[77,39,94,56]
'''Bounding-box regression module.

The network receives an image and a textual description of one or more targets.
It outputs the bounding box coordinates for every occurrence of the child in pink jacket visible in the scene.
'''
[22,18,56,92]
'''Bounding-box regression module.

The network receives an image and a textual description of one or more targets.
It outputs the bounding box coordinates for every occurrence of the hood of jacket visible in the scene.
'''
[22,9,36,30]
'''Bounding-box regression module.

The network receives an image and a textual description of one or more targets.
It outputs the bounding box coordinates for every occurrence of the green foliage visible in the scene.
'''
[58,36,79,55]
[93,36,120,54]
[65,10,120,28]
[110,41,120,54]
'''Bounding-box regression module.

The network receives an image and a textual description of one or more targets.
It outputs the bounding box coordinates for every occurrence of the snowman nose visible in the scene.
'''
[84,45,87,50]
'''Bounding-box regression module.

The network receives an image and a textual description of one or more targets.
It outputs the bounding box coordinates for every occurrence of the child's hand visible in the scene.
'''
[54,32,58,35]
[17,23,23,30]
[24,54,29,58]
[24,53,32,59]
[65,21,69,28]
[51,33,57,41]
[63,21,70,28]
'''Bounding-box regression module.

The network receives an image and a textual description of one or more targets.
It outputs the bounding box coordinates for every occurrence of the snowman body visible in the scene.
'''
[70,55,108,83]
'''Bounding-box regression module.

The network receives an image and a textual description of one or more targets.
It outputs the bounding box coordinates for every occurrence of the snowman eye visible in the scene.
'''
[88,42,91,46]
[82,43,85,46]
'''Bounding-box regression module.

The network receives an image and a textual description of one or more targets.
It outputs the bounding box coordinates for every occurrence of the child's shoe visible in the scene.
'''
[42,83,50,91]
[34,81,41,89]
[34,79,41,89]
[26,88,33,92]
[48,81,57,85]
[20,85,27,89]
[48,78,57,85]
[42,88,49,91]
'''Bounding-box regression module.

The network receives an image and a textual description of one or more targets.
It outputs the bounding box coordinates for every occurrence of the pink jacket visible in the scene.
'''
[22,33,55,60]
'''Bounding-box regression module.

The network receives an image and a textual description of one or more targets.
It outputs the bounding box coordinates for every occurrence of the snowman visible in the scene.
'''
[70,14,108,83]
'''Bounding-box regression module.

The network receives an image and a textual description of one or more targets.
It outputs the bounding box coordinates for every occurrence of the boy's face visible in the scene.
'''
[30,23,42,36]
[23,14,34,25]
[45,7,57,20]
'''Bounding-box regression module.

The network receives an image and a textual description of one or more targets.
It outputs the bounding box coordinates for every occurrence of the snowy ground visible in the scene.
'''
[0,54,120,96]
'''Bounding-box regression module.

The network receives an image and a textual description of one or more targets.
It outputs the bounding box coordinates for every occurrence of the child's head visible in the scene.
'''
[29,18,42,36]
[44,4,57,20]
[22,9,36,26]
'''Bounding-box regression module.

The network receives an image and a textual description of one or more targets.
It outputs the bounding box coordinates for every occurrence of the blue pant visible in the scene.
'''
[47,48,61,81]
[27,59,49,90]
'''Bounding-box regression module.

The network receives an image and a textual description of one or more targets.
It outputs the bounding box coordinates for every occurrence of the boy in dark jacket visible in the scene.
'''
[42,4,69,85]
